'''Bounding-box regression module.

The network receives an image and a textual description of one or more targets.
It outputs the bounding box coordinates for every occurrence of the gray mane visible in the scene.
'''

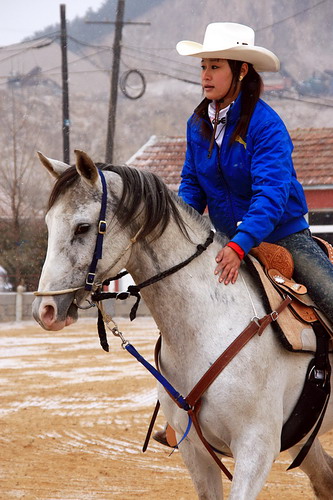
[48,163,216,242]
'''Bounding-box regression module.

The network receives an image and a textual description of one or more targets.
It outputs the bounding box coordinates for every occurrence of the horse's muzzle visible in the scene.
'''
[32,294,78,331]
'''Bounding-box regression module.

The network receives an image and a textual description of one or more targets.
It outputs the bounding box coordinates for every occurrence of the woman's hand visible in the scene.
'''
[215,246,241,284]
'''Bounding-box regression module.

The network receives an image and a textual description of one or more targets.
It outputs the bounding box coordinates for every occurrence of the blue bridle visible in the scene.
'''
[85,170,108,292]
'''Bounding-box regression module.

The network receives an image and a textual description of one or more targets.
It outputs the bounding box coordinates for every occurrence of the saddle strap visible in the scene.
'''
[282,322,331,468]
[142,400,160,452]
[186,296,292,408]
[266,268,333,335]
[188,401,233,481]
[288,392,330,470]
[142,336,163,452]
[144,295,292,480]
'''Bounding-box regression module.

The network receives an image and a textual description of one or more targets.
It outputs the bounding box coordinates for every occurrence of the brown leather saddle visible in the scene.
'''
[249,237,333,350]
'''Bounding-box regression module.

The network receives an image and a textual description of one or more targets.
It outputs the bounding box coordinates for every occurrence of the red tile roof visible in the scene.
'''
[290,128,333,187]
[127,135,186,192]
[128,129,333,190]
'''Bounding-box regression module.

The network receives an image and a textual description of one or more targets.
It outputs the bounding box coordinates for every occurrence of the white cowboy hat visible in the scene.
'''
[176,22,280,73]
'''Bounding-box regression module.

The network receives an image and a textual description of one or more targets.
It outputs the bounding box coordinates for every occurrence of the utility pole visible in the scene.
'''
[106,0,125,164]
[86,0,149,164]
[60,4,70,165]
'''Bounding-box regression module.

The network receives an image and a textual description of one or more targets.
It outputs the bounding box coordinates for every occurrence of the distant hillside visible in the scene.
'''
[1,0,332,178]
[30,0,333,80]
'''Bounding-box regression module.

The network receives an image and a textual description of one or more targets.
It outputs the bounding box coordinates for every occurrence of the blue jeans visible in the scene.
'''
[276,229,333,324]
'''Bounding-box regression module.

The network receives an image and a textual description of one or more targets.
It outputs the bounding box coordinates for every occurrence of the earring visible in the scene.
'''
[239,75,243,81]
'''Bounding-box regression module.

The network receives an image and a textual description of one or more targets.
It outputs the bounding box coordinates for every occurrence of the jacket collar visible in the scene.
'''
[194,93,242,125]
[226,93,241,125]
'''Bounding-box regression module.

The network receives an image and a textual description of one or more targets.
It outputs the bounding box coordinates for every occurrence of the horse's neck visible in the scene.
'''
[127,206,210,275]
[129,216,208,277]
[126,216,264,350]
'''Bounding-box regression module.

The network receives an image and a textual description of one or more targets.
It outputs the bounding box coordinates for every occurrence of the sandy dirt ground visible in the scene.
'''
[0,316,332,500]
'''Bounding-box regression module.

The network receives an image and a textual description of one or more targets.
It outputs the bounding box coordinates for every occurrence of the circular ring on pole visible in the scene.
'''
[119,69,146,99]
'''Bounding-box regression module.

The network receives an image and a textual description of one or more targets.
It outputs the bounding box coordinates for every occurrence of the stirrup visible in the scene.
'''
[153,429,171,447]
[153,425,178,448]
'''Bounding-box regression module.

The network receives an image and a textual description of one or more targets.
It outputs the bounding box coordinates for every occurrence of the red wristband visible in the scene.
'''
[226,241,245,260]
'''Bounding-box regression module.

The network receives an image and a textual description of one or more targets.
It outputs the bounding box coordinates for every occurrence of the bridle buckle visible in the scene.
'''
[86,272,96,286]
[99,220,107,234]
[270,310,279,321]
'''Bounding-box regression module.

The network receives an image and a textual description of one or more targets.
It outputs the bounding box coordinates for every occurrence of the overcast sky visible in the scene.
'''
[0,0,105,46]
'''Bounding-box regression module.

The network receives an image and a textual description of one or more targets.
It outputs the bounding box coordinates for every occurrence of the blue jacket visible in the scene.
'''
[179,95,308,254]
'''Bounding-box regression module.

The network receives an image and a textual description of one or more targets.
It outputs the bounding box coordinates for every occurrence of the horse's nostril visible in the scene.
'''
[43,304,55,323]
[34,295,77,331]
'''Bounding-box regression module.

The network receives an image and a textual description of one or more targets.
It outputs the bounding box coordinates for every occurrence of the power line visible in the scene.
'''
[0,37,58,64]
[0,31,201,92]
[67,34,111,50]
[120,55,200,85]
[121,46,199,79]
[267,92,333,108]
[27,47,110,77]
[143,69,201,86]
[0,31,60,50]
[0,33,111,68]
[257,0,328,31]
[122,43,198,70]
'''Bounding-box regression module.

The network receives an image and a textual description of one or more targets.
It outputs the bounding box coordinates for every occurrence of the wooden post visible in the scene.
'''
[86,1,149,164]
[105,0,125,164]
[60,4,70,165]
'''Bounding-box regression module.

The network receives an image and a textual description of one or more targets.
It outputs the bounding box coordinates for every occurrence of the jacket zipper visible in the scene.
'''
[217,132,238,231]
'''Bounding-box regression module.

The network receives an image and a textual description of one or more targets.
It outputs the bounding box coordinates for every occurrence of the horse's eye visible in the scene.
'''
[74,223,90,235]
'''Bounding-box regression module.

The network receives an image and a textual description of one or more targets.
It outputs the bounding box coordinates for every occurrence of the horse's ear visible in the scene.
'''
[74,150,99,186]
[37,151,69,178]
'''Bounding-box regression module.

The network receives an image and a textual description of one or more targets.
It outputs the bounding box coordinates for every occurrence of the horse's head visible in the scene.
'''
[32,150,128,331]
[33,149,191,331]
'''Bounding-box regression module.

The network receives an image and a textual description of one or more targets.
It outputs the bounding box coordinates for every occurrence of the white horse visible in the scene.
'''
[32,150,333,500]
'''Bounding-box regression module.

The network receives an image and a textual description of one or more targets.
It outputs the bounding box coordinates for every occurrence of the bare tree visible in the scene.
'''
[0,86,57,288]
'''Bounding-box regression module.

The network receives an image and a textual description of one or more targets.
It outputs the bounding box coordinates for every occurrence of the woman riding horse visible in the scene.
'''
[154,21,333,447]
[177,22,333,324]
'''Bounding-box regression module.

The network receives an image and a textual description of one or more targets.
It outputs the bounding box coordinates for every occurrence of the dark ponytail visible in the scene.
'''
[228,61,263,143]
